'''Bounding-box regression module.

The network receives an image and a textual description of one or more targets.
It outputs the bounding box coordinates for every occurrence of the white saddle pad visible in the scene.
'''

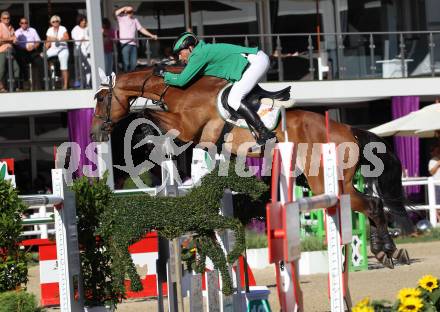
[216,85,294,131]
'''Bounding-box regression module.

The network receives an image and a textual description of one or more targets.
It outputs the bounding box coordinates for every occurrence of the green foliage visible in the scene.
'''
[245,230,268,249]
[122,171,154,189]
[0,290,40,312]
[98,162,268,296]
[72,174,120,307]
[354,274,440,311]
[301,236,326,252]
[245,230,326,251]
[395,227,440,244]
[0,179,28,291]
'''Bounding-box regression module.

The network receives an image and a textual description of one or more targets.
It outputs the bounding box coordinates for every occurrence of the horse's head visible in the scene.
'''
[200,161,268,201]
[91,70,124,141]
[91,67,175,142]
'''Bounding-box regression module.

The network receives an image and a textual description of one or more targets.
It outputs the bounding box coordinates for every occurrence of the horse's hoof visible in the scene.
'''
[393,248,411,265]
[376,251,394,269]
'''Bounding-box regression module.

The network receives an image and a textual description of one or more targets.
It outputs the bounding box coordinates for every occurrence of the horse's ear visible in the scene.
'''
[111,72,116,87]
[98,67,108,84]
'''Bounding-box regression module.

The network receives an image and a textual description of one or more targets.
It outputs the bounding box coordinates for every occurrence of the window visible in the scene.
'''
[0,113,68,194]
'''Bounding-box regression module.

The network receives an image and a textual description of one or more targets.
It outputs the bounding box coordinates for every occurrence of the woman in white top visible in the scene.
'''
[45,15,69,89]
[71,14,90,87]
[428,143,440,222]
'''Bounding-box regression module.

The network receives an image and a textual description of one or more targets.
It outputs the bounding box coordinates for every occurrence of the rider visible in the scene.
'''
[159,32,276,147]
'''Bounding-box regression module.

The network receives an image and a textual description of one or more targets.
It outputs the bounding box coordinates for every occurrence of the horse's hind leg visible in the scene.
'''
[360,194,410,268]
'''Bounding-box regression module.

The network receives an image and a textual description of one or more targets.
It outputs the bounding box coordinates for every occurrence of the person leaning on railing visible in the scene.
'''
[0,11,19,92]
[14,17,43,90]
[45,15,70,90]
[114,5,157,72]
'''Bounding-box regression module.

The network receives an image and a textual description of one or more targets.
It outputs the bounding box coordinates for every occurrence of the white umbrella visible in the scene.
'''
[370,103,440,137]
[415,125,440,137]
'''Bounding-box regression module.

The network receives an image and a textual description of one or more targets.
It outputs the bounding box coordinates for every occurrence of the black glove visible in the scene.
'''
[153,65,166,78]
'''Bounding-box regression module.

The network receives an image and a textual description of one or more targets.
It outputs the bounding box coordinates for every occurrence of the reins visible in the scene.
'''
[95,71,170,133]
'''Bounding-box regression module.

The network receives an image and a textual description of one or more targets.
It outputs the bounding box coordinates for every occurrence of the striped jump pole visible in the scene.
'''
[267,142,353,312]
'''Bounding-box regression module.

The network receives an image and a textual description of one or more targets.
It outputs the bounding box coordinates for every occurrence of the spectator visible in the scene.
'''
[102,18,115,75]
[45,15,69,89]
[115,5,157,72]
[15,17,43,90]
[0,11,19,92]
[428,143,440,222]
[71,14,91,87]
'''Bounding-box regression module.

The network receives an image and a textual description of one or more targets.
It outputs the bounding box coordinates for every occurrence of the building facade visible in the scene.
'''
[1,0,440,192]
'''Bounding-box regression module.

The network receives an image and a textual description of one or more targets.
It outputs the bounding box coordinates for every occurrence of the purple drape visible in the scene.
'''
[245,157,266,179]
[392,96,420,194]
[67,108,96,177]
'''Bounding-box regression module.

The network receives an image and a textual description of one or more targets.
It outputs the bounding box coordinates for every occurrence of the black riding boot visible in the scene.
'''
[236,103,276,146]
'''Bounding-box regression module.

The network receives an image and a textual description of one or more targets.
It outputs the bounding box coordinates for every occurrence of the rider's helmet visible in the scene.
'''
[172,32,199,54]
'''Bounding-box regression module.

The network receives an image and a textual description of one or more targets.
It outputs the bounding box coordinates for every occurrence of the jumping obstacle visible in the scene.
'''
[19,169,83,312]
[29,142,268,311]
[297,170,368,272]
[266,142,352,312]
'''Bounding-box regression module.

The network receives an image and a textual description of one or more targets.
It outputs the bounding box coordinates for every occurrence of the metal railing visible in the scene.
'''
[20,194,60,239]
[2,30,440,93]
[402,176,440,227]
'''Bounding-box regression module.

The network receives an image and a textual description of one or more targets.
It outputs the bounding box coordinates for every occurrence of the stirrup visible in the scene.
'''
[248,136,277,153]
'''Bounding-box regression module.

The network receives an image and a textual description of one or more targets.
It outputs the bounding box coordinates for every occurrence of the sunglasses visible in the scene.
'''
[20,21,28,25]
[51,20,60,23]
[1,17,10,20]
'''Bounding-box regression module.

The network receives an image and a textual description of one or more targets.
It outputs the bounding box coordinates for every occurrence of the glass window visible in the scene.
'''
[35,145,56,193]
[196,1,257,40]
[0,117,29,141]
[34,113,68,140]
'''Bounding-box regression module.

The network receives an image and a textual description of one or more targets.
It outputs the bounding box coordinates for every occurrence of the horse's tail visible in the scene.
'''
[351,127,415,235]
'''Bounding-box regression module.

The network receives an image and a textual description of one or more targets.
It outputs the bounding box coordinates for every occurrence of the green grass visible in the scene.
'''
[395,227,440,244]
[245,230,326,251]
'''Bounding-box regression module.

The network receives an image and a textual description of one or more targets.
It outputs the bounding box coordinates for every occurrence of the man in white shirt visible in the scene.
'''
[15,17,43,89]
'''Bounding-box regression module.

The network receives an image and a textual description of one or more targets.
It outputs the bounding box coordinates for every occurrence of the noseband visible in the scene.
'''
[94,75,115,132]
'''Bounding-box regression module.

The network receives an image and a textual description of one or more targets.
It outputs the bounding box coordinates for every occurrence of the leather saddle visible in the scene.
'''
[221,84,291,120]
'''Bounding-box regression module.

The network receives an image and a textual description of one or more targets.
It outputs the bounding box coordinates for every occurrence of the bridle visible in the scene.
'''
[94,74,115,132]
[94,72,171,133]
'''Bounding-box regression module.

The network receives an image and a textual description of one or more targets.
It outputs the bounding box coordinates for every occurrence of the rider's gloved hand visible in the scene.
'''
[153,65,166,78]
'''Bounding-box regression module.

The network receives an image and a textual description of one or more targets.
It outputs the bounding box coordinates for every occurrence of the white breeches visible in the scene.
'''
[46,47,69,70]
[227,50,270,111]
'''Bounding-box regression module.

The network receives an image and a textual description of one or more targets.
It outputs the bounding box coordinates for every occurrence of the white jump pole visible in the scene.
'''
[268,142,352,312]
[51,169,84,312]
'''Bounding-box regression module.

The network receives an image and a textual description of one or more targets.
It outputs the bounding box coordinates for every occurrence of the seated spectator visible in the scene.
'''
[102,18,115,76]
[0,11,19,92]
[15,17,43,90]
[45,15,69,89]
[71,14,90,87]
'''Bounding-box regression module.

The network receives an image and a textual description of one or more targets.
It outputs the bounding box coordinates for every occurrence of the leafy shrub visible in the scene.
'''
[72,175,119,307]
[0,179,28,291]
[0,290,40,312]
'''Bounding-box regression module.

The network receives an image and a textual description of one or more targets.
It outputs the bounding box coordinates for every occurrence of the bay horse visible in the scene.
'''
[91,66,413,268]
